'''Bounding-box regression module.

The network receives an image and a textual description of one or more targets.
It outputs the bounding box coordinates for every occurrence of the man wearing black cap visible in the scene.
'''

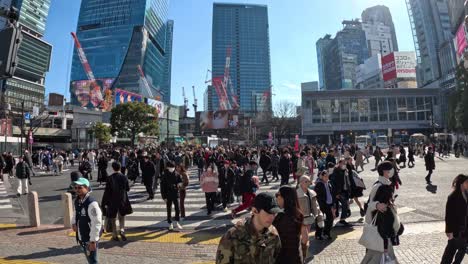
[216,192,282,264]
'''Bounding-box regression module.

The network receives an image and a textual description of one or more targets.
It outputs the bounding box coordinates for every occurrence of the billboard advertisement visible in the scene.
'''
[381,53,396,82]
[456,23,467,58]
[381,52,416,82]
[71,78,114,111]
[114,89,142,106]
[198,111,239,130]
[146,98,165,118]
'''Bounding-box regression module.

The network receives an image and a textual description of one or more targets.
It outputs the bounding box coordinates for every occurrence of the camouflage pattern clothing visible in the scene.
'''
[216,217,281,264]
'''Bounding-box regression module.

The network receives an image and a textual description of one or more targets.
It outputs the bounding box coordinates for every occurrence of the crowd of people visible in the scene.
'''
[0,141,466,264]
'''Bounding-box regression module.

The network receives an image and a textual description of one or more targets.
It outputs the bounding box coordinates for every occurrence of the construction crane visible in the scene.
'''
[192,85,198,113]
[71,32,103,107]
[182,86,189,118]
[137,65,165,100]
[221,47,239,110]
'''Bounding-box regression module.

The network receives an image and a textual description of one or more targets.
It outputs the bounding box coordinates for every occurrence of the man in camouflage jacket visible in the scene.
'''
[216,192,282,264]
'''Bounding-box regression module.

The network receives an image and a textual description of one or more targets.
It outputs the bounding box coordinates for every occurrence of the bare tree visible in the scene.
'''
[274,100,297,119]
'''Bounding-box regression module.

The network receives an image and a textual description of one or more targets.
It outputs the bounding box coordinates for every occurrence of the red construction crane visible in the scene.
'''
[71,32,103,107]
[222,47,239,109]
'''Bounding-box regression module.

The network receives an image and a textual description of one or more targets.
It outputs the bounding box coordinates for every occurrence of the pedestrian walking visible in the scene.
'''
[279,151,291,185]
[231,161,259,218]
[141,155,156,200]
[425,147,436,184]
[15,155,32,196]
[160,161,183,231]
[315,170,335,240]
[97,152,108,187]
[201,163,219,216]
[354,147,365,172]
[152,152,164,192]
[360,161,403,264]
[219,160,235,211]
[398,146,407,168]
[274,186,304,264]
[373,147,382,170]
[101,162,132,241]
[297,175,324,261]
[126,152,139,184]
[407,146,415,168]
[176,164,189,220]
[216,192,282,264]
[330,159,351,226]
[270,149,280,182]
[72,177,102,264]
[259,150,271,185]
[440,174,468,264]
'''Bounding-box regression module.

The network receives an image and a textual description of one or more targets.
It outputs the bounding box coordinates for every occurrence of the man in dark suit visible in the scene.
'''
[219,160,235,211]
[315,170,335,239]
[101,162,132,241]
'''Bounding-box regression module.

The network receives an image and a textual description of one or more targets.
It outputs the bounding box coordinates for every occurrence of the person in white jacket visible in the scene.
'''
[72,177,102,264]
[361,161,400,264]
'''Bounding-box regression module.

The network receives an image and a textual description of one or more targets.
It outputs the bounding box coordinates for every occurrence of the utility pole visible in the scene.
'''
[166,105,170,144]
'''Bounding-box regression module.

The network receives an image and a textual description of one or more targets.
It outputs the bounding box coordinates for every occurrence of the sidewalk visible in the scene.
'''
[0,221,456,264]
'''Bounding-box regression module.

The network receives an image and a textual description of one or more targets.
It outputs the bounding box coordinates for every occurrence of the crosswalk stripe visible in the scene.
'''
[0,204,13,209]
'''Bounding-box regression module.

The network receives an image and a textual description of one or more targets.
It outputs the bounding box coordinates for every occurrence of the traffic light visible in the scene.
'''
[0,26,23,78]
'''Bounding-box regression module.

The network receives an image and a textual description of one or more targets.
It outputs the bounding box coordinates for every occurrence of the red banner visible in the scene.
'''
[381,53,397,82]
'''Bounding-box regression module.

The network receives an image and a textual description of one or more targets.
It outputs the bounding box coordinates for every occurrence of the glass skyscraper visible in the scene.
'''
[210,3,272,115]
[70,0,172,107]
[1,0,52,112]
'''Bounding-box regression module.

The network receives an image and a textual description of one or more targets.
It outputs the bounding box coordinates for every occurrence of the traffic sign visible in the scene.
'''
[24,112,31,120]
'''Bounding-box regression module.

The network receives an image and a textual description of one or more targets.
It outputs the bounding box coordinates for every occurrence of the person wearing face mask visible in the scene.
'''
[160,161,183,231]
[361,161,403,264]
[330,159,351,226]
[424,147,436,184]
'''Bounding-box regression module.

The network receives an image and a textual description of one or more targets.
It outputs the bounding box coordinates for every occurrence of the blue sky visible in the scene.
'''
[43,0,414,111]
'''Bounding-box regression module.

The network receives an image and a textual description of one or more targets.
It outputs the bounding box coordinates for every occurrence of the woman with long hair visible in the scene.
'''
[274,186,304,264]
[441,174,468,264]
[176,164,189,220]
[200,163,219,216]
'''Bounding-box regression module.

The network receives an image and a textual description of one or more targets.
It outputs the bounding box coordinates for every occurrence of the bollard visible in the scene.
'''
[62,193,73,228]
[1,173,11,189]
[28,191,40,227]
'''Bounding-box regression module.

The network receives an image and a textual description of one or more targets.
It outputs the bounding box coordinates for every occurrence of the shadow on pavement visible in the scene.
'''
[426,184,438,194]
[310,226,355,255]
[38,194,62,203]
[4,246,82,261]
[17,227,68,236]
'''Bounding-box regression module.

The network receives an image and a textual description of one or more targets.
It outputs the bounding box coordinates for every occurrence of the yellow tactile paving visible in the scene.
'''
[0,224,17,229]
[68,230,222,245]
[0,258,52,264]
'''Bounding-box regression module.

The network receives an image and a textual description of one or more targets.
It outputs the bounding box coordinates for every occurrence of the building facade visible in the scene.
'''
[316,35,332,91]
[406,0,456,87]
[361,22,394,57]
[301,81,319,92]
[1,0,52,113]
[355,54,383,89]
[322,20,369,90]
[381,51,418,88]
[210,3,272,115]
[302,88,444,143]
[361,5,399,52]
[70,0,172,108]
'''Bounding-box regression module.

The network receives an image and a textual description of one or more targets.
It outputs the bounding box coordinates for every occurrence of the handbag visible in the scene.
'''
[359,213,384,252]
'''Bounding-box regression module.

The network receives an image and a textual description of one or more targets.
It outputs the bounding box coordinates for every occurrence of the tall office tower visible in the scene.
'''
[361,5,399,52]
[162,20,174,104]
[321,20,369,90]
[316,34,333,91]
[406,0,457,88]
[211,3,272,115]
[70,0,172,108]
[1,0,52,112]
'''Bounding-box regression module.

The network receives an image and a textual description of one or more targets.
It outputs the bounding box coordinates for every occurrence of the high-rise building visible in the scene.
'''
[320,20,369,90]
[1,0,52,112]
[361,5,399,52]
[406,0,456,88]
[210,3,272,115]
[70,0,172,108]
[361,22,394,57]
[316,35,332,91]
[355,54,383,89]
[162,20,174,103]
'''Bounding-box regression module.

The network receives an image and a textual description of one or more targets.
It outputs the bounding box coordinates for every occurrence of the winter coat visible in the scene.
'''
[218,167,235,190]
[179,171,189,190]
[445,190,468,238]
[160,170,182,200]
[259,154,271,170]
[315,180,335,209]
[141,160,156,185]
[200,170,219,193]
[424,152,435,171]
[272,212,303,264]
[297,187,323,226]
[126,158,140,181]
[15,161,31,179]
[270,154,280,168]
[278,156,290,176]
[101,172,132,218]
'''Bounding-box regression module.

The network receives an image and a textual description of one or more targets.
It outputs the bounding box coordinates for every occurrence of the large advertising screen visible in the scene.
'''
[115,89,142,106]
[71,78,114,111]
[146,98,165,118]
[198,111,239,130]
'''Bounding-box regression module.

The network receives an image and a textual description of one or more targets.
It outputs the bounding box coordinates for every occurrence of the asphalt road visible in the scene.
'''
[9,153,461,225]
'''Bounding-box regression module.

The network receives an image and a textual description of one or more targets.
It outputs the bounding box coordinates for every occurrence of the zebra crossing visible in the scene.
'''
[0,180,13,210]
[123,167,414,230]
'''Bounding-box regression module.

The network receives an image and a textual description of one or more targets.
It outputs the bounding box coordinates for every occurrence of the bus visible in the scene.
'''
[355,135,371,149]
[376,135,389,150]
[410,133,428,145]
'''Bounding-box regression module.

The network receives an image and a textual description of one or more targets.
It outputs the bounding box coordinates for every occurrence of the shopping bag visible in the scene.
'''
[358,213,384,252]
